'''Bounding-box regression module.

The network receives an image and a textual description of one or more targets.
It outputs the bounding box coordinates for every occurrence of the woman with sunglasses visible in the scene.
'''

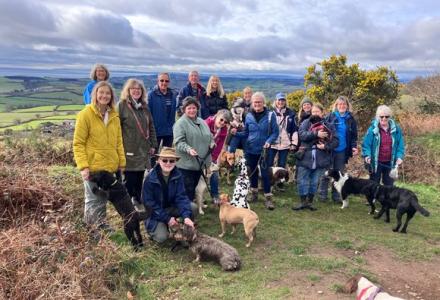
[148,72,177,149]
[362,105,405,186]
[204,109,233,203]
[142,147,196,243]
[205,75,228,117]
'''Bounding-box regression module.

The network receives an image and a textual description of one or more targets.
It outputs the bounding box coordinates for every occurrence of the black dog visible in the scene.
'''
[325,170,379,214]
[89,171,151,250]
[374,185,430,233]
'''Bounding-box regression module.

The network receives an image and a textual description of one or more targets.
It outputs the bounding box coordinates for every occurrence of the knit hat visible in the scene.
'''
[300,96,313,107]
[181,96,200,112]
[156,147,180,159]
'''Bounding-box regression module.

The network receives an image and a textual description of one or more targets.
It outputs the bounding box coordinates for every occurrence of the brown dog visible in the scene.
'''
[218,150,236,184]
[218,193,259,247]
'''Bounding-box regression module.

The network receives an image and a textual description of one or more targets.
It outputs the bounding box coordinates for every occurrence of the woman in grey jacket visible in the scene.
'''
[118,78,157,206]
[173,97,214,202]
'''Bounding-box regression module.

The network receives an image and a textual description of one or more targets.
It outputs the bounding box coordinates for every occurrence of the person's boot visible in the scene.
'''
[307,194,317,211]
[248,188,259,203]
[292,195,308,211]
[264,194,275,210]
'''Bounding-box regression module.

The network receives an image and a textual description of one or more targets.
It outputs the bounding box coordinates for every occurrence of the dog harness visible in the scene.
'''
[357,285,383,300]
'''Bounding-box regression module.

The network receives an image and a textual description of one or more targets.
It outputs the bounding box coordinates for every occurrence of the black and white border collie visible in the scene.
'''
[324,170,379,214]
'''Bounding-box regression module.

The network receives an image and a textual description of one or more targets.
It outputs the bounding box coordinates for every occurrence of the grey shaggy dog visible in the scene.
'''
[169,224,241,271]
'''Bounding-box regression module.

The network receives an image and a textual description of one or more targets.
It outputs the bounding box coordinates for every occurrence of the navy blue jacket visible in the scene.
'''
[142,166,192,233]
[205,91,228,116]
[236,108,279,155]
[296,118,339,169]
[176,82,208,119]
[325,111,358,163]
[148,85,177,137]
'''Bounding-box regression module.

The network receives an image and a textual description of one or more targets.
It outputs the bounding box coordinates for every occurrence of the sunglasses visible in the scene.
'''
[219,118,229,124]
[379,116,390,119]
[160,79,170,83]
[161,159,176,164]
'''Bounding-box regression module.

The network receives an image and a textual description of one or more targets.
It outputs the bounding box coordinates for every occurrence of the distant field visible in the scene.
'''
[0,111,55,127]
[28,91,81,100]
[57,104,83,111]
[0,77,23,93]
[41,114,77,120]
[15,105,57,112]
[0,119,66,132]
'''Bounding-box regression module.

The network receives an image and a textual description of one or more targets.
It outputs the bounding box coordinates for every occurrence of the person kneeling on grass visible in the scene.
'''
[142,147,197,243]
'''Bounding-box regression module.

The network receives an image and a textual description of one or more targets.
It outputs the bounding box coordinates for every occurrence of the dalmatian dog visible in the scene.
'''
[230,157,251,209]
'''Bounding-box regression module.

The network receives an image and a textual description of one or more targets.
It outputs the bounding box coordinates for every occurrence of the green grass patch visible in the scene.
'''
[14,105,57,112]
[56,104,84,111]
[102,180,439,299]
[0,111,55,127]
[0,77,23,93]
[413,133,440,155]
[28,91,81,100]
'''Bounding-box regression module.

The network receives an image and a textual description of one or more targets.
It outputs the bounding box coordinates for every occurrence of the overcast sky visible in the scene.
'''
[0,0,439,75]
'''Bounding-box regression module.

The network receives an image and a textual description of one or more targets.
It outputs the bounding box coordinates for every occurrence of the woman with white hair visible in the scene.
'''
[231,92,279,210]
[362,105,405,186]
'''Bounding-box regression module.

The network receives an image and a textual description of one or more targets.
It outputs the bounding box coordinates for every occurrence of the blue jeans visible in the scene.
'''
[210,171,219,198]
[319,151,346,200]
[246,152,271,194]
[297,166,324,197]
[370,161,394,186]
[267,148,288,168]
[228,135,246,153]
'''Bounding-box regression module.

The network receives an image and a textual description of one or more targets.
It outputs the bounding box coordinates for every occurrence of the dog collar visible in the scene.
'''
[366,286,383,300]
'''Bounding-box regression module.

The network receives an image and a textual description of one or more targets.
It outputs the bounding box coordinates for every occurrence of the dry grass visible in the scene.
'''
[398,113,440,136]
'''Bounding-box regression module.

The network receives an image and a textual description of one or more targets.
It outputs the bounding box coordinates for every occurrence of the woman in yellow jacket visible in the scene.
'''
[73,81,126,231]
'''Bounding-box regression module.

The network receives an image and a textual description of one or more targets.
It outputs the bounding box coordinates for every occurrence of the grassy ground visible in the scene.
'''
[104,179,440,299]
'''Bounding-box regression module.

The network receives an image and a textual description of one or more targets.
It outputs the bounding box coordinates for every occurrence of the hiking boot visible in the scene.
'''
[264,194,275,210]
[292,196,308,211]
[307,194,317,211]
[212,196,220,206]
[248,188,259,203]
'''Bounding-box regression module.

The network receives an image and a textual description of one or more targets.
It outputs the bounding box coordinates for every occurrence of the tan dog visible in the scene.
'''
[218,150,236,184]
[218,193,259,247]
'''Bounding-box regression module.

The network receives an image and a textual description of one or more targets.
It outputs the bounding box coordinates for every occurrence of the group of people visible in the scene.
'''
[74,64,405,244]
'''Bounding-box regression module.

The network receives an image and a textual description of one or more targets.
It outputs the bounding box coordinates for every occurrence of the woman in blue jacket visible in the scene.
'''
[319,96,358,202]
[83,64,109,105]
[142,147,197,243]
[293,104,339,211]
[362,105,405,186]
[232,92,279,210]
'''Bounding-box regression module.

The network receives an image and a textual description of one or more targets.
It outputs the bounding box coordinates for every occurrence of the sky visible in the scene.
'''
[0,0,439,76]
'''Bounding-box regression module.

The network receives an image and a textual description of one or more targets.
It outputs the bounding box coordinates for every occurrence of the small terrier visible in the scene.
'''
[218,150,237,184]
[169,223,241,271]
[218,193,259,247]
[343,274,404,300]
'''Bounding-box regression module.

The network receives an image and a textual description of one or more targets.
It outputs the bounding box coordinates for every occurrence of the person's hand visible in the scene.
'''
[317,142,325,150]
[365,157,371,164]
[150,148,156,155]
[230,128,237,135]
[184,218,194,228]
[263,142,271,149]
[317,130,328,139]
[189,148,198,157]
[352,147,359,155]
[168,217,178,227]
[396,158,403,165]
[80,168,90,180]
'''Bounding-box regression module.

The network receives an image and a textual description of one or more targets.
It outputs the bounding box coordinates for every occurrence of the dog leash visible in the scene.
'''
[247,147,268,179]
[194,151,214,198]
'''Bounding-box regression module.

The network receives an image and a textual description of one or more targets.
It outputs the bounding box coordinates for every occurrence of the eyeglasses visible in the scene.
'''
[379,116,390,119]
[159,79,170,83]
[161,159,176,164]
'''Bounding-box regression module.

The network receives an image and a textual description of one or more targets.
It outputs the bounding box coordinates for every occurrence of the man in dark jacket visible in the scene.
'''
[142,147,197,243]
[148,72,177,149]
[176,70,208,119]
